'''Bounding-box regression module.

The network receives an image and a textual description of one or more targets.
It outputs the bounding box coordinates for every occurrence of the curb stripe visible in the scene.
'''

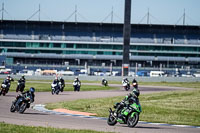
[33,104,200,129]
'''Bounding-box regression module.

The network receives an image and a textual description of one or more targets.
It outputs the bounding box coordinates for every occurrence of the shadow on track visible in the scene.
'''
[58,93,71,95]
[118,125,165,129]
[136,126,163,129]
[4,94,16,97]
[23,112,49,115]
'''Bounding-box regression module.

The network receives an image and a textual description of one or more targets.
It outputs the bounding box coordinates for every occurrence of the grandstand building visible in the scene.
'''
[0,20,200,70]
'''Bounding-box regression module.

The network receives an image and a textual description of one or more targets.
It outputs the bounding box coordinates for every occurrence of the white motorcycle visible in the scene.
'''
[51,83,60,95]
[122,81,130,91]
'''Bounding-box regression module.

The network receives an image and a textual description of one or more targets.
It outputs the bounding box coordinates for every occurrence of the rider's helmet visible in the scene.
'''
[55,77,58,81]
[7,75,10,79]
[132,88,140,97]
[30,87,35,93]
[133,78,136,82]
[59,77,63,80]
[22,75,25,78]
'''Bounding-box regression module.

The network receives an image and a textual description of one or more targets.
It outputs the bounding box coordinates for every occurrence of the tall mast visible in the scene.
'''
[75,5,77,22]
[183,9,185,25]
[122,0,132,76]
[147,8,150,24]
[39,4,41,21]
[1,3,4,21]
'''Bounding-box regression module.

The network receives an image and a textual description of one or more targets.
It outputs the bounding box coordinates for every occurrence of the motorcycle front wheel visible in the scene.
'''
[10,102,16,112]
[19,102,27,114]
[107,114,117,126]
[127,113,139,128]
[51,89,55,95]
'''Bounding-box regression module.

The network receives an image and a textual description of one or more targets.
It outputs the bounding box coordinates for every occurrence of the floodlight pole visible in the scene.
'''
[122,0,132,76]
[1,3,4,21]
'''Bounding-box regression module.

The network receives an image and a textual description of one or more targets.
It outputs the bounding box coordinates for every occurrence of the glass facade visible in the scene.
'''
[1,20,200,68]
[0,41,199,57]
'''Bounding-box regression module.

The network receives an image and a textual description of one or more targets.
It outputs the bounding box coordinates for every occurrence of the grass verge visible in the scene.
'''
[4,82,118,92]
[46,88,200,126]
[0,122,113,133]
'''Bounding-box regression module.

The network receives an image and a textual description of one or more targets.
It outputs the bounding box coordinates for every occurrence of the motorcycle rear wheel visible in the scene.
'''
[107,114,117,126]
[127,113,139,128]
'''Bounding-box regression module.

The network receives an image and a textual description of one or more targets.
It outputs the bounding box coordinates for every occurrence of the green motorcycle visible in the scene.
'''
[107,100,142,128]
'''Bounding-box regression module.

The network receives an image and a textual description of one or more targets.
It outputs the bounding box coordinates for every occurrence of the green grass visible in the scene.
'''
[0,122,113,133]
[46,88,200,126]
[4,82,118,92]
[139,81,200,89]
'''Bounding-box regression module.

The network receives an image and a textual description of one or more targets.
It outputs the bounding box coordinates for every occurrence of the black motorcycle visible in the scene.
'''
[73,81,81,91]
[16,80,25,92]
[10,93,31,113]
[59,82,65,92]
[102,80,108,87]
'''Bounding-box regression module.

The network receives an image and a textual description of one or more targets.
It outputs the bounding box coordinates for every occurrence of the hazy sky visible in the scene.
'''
[0,0,199,25]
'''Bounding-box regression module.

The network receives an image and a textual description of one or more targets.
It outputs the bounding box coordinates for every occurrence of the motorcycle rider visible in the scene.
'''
[53,77,59,85]
[59,77,65,92]
[132,78,138,89]
[73,77,81,91]
[1,75,14,93]
[16,75,26,92]
[114,88,140,118]
[102,78,108,86]
[122,78,130,90]
[15,87,35,106]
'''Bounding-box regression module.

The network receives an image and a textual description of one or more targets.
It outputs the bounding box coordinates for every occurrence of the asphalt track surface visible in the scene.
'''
[0,84,200,133]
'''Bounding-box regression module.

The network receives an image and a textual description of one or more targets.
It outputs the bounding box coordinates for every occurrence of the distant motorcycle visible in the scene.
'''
[16,80,25,92]
[51,83,60,95]
[0,84,8,96]
[10,93,31,113]
[123,82,130,91]
[73,81,81,91]
[59,82,65,92]
[132,82,138,89]
[0,78,14,96]
[107,99,142,128]
[102,80,108,87]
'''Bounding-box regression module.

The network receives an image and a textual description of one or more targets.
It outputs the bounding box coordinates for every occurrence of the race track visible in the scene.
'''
[0,85,199,133]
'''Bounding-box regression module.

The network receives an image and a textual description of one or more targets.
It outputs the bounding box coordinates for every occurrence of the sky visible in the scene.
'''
[0,0,200,25]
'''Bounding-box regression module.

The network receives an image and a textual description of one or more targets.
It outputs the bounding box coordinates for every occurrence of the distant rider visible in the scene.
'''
[2,75,14,93]
[102,78,108,86]
[16,75,26,92]
[59,77,65,92]
[122,78,130,88]
[53,77,60,85]
[122,78,129,85]
[73,77,81,91]
[132,78,138,89]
